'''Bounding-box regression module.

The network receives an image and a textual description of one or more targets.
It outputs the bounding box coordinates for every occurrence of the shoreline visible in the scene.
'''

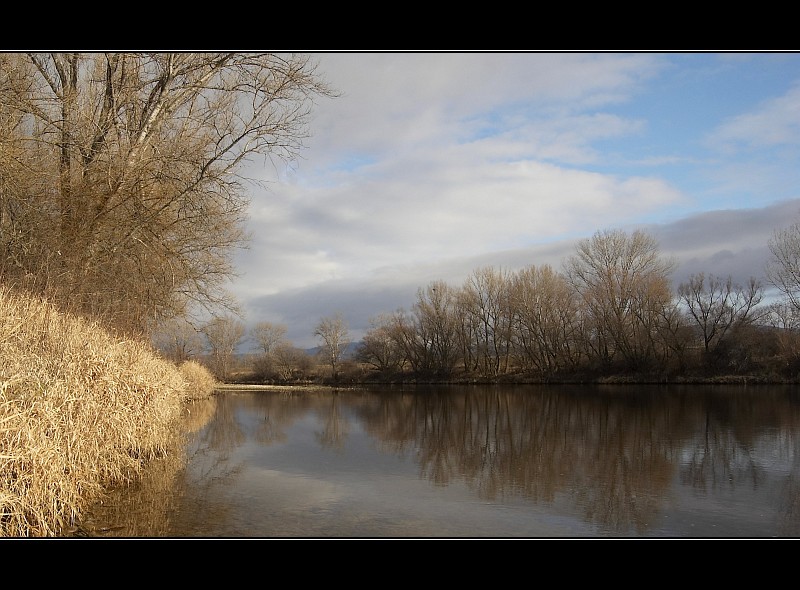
[214,375,800,392]
[214,383,351,392]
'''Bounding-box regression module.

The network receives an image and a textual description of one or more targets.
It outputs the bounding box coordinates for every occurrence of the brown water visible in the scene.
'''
[74,383,800,538]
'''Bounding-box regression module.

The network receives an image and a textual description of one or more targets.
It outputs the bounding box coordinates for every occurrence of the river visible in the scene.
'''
[72,383,800,538]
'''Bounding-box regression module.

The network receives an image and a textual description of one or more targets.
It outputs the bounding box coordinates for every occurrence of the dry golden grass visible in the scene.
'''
[178,359,218,401]
[0,286,193,537]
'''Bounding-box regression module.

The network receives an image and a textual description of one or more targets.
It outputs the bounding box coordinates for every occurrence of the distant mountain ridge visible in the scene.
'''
[304,341,361,359]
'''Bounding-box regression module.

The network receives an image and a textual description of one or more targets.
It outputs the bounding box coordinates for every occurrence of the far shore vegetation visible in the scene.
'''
[208,228,800,389]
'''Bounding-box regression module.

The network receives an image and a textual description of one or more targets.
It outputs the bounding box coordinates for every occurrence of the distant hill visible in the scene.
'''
[304,341,361,360]
[233,341,362,362]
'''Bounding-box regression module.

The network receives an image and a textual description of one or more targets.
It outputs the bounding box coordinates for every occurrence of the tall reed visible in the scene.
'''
[0,286,210,536]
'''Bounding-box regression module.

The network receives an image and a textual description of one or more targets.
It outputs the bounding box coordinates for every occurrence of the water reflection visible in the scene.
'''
[76,384,800,538]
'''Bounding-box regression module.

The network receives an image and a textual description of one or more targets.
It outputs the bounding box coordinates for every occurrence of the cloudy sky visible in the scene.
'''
[231,52,800,350]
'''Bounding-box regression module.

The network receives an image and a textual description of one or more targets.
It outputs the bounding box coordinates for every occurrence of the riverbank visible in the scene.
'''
[222,371,797,390]
[0,287,217,537]
[216,383,342,391]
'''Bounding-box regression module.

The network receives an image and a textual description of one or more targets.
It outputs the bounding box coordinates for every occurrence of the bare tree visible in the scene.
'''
[202,315,245,381]
[767,219,800,313]
[151,316,205,363]
[314,313,350,381]
[0,53,334,334]
[248,321,288,380]
[272,343,307,381]
[654,299,695,373]
[678,272,764,354]
[357,313,406,373]
[460,267,515,377]
[384,309,429,375]
[765,301,800,373]
[564,229,675,371]
[510,264,581,376]
[454,287,481,374]
[766,300,800,331]
[412,281,460,376]
[250,321,288,356]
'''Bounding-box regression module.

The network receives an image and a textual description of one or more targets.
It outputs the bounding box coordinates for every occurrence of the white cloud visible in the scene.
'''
[299,52,663,171]
[709,83,800,151]
[239,155,687,298]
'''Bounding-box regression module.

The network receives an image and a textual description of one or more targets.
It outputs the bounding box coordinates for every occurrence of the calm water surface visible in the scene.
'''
[77,383,800,538]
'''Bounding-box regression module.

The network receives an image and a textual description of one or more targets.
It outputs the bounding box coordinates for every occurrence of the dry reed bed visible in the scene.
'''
[178,360,219,401]
[0,287,216,537]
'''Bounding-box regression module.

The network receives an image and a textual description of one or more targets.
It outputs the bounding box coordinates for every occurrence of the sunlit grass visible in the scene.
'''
[179,359,218,401]
[0,286,215,536]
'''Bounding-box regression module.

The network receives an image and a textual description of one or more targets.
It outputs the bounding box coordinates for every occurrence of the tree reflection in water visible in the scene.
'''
[74,384,800,537]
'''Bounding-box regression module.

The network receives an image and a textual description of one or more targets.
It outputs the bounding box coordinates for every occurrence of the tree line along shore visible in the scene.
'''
[181,228,800,388]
